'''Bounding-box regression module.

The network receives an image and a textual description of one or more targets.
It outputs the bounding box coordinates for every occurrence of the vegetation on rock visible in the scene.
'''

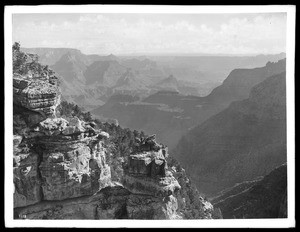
[13,42,56,78]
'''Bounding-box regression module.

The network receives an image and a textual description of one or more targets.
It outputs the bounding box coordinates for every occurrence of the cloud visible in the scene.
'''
[12,13,286,55]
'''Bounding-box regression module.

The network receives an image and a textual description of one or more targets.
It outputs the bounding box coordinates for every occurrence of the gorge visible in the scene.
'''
[12,50,219,219]
[12,44,288,220]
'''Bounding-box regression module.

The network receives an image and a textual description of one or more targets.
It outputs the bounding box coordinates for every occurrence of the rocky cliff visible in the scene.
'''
[206,59,286,106]
[13,74,217,220]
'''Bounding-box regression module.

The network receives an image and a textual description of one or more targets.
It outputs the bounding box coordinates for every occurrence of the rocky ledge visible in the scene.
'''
[13,74,60,117]
[122,149,181,198]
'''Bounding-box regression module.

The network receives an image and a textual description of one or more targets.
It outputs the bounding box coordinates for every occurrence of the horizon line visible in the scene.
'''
[20,46,286,57]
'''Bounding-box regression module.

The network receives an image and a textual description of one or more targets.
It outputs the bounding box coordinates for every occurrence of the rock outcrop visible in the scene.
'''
[13,74,61,117]
[13,74,216,220]
[13,114,112,205]
[123,151,180,198]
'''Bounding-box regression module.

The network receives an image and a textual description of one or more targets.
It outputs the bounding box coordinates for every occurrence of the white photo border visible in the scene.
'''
[4,4,296,228]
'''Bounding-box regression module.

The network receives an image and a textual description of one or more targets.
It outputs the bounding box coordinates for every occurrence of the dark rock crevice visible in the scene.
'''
[115,203,128,219]
[32,142,45,202]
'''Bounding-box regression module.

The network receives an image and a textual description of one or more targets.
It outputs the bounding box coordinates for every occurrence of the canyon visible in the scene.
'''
[13,72,219,219]
[173,71,287,196]
[12,45,288,220]
[22,47,285,111]
[94,59,286,150]
[211,163,287,219]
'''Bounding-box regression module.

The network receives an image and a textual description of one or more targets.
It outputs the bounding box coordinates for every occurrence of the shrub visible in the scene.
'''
[13,42,56,78]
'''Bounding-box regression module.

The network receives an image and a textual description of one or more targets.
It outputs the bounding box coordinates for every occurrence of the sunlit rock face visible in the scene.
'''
[13,114,112,204]
[13,135,215,219]
[38,136,111,201]
[122,149,181,198]
[14,128,214,219]
[13,74,61,117]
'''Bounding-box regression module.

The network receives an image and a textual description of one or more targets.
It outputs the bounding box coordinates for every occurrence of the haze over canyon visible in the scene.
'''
[10,11,290,221]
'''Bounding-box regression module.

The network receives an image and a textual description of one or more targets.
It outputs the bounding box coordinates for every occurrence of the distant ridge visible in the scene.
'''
[173,71,287,195]
[117,52,286,57]
[21,47,286,113]
[93,58,286,155]
[22,47,286,59]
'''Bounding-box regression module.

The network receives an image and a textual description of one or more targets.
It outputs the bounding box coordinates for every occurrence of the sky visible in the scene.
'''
[12,13,287,55]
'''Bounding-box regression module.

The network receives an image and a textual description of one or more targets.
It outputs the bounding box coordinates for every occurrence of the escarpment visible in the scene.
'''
[173,72,287,196]
[13,74,217,219]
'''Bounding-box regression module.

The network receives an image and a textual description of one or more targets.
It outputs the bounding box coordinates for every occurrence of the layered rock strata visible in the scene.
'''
[13,74,61,117]
[122,149,180,198]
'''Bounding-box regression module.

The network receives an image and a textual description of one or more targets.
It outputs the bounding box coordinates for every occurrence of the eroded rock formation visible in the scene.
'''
[13,74,216,220]
[13,74,60,117]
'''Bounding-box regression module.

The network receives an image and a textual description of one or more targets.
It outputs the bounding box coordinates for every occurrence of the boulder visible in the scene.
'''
[60,117,85,135]
[97,131,110,139]
[39,117,69,132]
